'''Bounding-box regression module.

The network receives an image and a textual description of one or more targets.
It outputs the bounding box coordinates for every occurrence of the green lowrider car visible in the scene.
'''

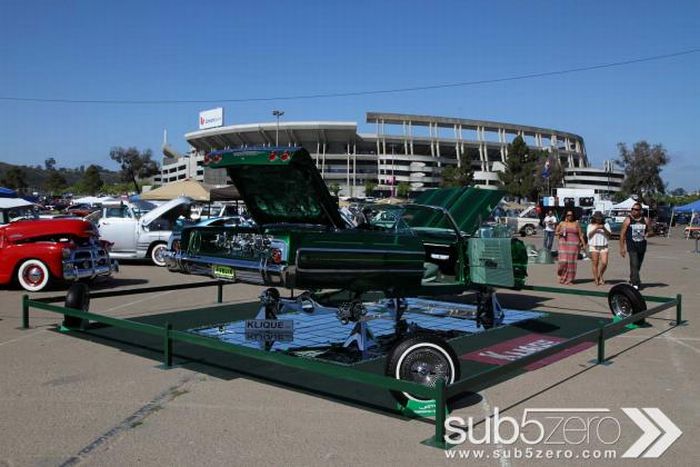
[167,147,527,297]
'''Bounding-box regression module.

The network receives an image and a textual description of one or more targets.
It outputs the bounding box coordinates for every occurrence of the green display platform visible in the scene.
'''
[52,300,613,415]
[22,282,683,448]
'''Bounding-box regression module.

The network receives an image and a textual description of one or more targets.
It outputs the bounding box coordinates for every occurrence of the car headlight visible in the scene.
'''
[62,247,72,259]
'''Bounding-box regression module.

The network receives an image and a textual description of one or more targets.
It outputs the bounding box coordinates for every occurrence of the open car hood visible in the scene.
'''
[1,218,97,242]
[205,147,345,228]
[412,187,504,235]
[140,196,192,227]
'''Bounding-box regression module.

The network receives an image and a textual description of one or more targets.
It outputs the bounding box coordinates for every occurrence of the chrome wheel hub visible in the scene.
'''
[25,266,44,285]
[611,294,633,318]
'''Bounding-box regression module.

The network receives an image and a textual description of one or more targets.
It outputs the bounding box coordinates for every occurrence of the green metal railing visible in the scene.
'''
[20,282,685,449]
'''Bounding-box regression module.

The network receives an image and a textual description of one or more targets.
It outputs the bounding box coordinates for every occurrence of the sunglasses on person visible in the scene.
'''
[631,208,641,211]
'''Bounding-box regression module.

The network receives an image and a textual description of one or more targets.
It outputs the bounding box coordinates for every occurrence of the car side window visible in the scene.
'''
[105,206,133,219]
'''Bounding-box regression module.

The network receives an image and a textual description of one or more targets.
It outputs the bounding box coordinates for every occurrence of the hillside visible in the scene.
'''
[0,162,122,192]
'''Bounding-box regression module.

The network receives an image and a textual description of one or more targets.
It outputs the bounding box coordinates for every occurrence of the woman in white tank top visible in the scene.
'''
[587,212,611,285]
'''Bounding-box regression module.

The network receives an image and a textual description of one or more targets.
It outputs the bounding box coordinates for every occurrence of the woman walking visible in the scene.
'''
[587,212,611,285]
[555,210,586,284]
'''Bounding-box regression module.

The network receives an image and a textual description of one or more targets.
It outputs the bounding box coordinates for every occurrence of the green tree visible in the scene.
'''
[0,167,28,192]
[43,169,68,194]
[110,146,159,194]
[396,182,411,198]
[44,157,56,171]
[364,179,378,197]
[616,141,669,203]
[328,182,341,197]
[669,187,686,197]
[81,165,104,195]
[498,135,536,200]
[101,182,135,196]
[441,153,474,188]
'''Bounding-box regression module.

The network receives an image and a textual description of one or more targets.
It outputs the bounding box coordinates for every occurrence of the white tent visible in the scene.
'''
[611,198,649,210]
[0,198,34,209]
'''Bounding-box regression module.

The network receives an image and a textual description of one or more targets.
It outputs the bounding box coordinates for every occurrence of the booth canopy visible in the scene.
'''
[674,199,700,213]
[611,198,649,210]
[0,198,34,209]
[140,179,240,202]
[209,185,241,201]
[0,187,17,198]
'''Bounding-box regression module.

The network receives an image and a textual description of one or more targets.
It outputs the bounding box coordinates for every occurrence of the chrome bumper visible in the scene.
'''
[62,246,119,281]
[167,251,287,286]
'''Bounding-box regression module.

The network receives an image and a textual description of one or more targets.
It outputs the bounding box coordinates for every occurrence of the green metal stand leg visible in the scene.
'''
[597,326,605,364]
[434,378,446,447]
[217,283,223,303]
[675,294,684,325]
[163,322,173,368]
[22,295,29,329]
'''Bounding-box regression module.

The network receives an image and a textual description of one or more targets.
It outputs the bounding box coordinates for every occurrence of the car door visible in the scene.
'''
[98,205,138,252]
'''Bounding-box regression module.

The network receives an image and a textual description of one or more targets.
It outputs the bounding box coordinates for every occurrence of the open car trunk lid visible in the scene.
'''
[413,187,504,235]
[205,147,345,228]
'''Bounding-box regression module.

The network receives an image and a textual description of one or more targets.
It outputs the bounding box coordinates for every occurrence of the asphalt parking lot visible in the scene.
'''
[1,229,699,466]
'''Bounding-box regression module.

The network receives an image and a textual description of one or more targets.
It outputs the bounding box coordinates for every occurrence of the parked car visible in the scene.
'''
[64,203,99,217]
[168,147,528,299]
[684,218,700,239]
[671,212,692,226]
[604,217,623,239]
[505,206,540,236]
[0,198,116,292]
[652,220,669,237]
[96,197,192,266]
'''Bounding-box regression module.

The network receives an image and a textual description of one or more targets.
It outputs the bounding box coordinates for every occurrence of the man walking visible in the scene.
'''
[543,210,558,251]
[619,202,652,289]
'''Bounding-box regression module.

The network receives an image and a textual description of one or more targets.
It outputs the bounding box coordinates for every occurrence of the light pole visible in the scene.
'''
[272,110,284,146]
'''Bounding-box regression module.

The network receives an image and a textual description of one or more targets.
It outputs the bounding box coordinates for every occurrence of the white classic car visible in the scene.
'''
[95,197,192,266]
[505,206,541,237]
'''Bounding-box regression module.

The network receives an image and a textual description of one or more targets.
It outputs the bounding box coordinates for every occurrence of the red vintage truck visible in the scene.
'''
[0,199,117,291]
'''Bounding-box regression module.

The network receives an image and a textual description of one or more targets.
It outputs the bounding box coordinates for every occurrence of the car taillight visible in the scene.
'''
[280,151,290,161]
[271,248,282,264]
[269,151,277,161]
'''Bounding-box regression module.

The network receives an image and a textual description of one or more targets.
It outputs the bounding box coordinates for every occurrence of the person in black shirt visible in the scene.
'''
[619,202,653,289]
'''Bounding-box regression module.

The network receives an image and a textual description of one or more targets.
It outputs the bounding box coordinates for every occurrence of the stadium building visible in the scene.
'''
[163,111,622,197]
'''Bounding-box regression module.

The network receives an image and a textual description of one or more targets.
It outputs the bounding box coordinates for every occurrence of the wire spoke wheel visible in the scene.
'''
[608,284,646,321]
[610,294,633,318]
[386,335,460,405]
[151,243,168,267]
[399,347,452,389]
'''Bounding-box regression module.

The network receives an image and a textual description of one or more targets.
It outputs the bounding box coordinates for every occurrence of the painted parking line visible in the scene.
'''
[0,328,45,347]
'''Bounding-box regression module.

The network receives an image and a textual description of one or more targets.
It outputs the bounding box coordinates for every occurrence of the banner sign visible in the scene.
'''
[199,107,224,130]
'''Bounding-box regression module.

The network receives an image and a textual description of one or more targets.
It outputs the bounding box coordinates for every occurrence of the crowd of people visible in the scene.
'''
[540,202,651,289]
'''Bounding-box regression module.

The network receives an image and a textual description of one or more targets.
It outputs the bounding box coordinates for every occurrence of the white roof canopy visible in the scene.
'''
[611,198,649,210]
[0,198,34,209]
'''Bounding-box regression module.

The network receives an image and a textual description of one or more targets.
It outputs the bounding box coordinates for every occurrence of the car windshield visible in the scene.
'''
[2,206,39,223]
[401,205,457,233]
[131,200,156,218]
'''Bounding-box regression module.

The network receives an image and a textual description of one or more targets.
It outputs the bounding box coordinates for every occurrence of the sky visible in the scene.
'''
[1,0,698,189]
